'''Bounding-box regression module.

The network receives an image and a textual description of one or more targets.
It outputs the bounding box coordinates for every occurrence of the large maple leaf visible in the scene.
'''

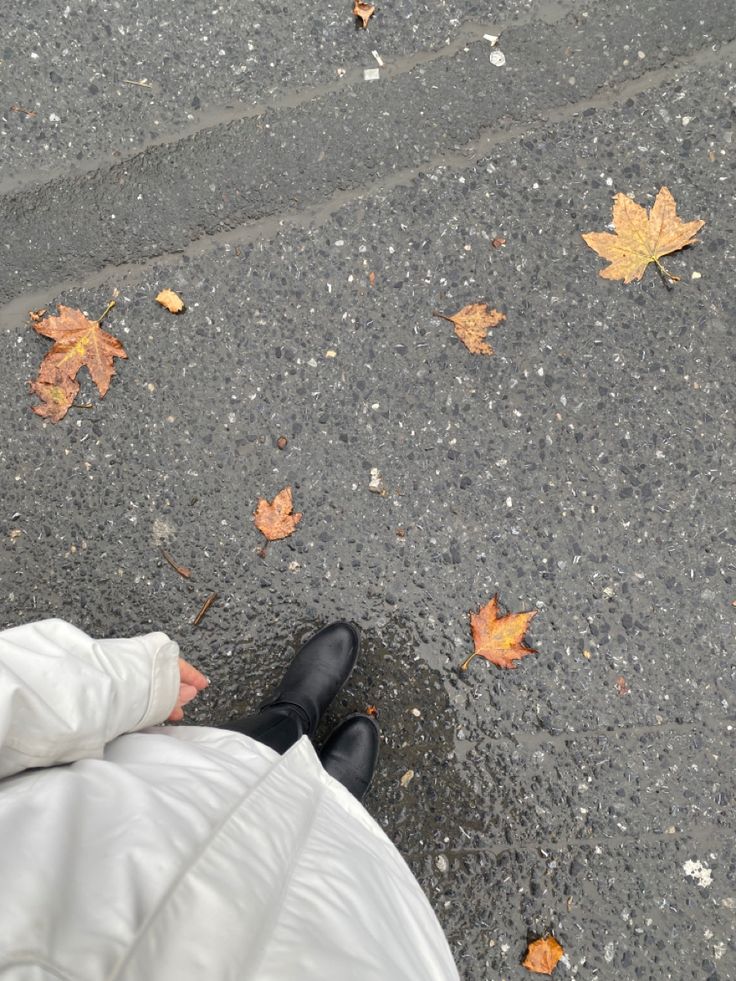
[29,303,127,422]
[460,594,537,671]
[582,186,704,284]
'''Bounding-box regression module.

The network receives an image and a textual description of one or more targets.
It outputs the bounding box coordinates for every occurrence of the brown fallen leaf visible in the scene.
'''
[400,769,414,787]
[369,271,376,287]
[254,486,302,542]
[522,936,564,975]
[365,704,378,717]
[353,0,375,28]
[29,302,126,423]
[10,105,36,118]
[491,236,507,249]
[29,308,47,322]
[433,303,506,355]
[156,289,186,313]
[460,594,537,671]
[582,186,704,285]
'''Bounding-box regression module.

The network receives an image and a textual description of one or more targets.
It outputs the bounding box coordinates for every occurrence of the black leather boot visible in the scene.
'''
[258,622,360,737]
[319,714,380,802]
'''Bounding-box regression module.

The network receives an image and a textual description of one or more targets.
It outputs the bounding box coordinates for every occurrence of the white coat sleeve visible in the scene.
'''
[0,617,181,780]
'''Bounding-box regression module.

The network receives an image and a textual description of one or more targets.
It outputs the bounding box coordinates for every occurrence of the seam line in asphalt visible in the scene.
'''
[1,35,732,330]
[402,825,732,859]
[0,8,575,198]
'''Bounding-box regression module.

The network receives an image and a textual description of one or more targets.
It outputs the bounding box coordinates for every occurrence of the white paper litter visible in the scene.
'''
[371,50,384,67]
[489,49,506,67]
[364,67,380,81]
[483,34,499,46]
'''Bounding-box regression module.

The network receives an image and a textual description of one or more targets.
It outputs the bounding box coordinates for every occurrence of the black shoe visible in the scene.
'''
[319,714,380,802]
[259,623,360,737]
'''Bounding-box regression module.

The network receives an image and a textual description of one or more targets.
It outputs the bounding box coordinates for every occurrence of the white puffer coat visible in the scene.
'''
[0,619,458,981]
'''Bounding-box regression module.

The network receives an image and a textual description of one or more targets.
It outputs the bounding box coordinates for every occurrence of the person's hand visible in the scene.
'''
[167,658,209,722]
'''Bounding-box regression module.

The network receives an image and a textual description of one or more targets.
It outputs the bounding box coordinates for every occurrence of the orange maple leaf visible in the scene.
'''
[433,303,506,355]
[253,487,302,542]
[29,302,127,422]
[582,186,704,284]
[522,936,565,975]
[353,0,375,28]
[460,594,537,671]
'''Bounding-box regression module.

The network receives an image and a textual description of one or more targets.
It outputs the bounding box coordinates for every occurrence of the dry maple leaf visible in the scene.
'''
[582,186,704,284]
[433,303,506,355]
[353,0,375,28]
[522,936,565,975]
[460,594,537,671]
[254,486,302,542]
[156,289,186,313]
[29,302,127,423]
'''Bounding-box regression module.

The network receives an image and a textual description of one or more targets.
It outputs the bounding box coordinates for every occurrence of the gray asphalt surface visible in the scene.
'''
[1,0,735,978]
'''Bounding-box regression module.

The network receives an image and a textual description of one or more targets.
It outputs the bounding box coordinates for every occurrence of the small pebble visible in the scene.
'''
[489,50,506,67]
[436,855,449,873]
[277,436,288,449]
[369,467,386,494]
[400,769,415,787]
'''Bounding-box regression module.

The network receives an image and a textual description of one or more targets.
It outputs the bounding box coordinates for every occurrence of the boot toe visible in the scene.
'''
[319,714,380,802]
[301,622,360,669]
[259,622,361,735]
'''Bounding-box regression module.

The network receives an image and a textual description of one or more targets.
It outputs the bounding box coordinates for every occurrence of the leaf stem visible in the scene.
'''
[160,548,192,579]
[653,258,677,290]
[192,591,218,627]
[459,652,476,672]
[96,299,116,324]
[432,310,455,324]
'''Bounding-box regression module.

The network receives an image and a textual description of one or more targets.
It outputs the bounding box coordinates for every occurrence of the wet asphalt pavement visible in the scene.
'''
[1,0,735,977]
